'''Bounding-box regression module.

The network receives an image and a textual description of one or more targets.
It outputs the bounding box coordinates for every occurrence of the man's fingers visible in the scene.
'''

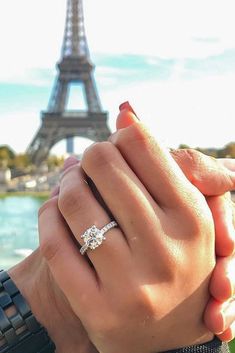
[216,322,235,342]
[219,159,235,172]
[204,297,235,337]
[170,149,235,196]
[210,255,235,301]
[207,195,235,256]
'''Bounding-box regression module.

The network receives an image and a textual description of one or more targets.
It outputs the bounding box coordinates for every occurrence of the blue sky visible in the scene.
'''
[1,0,235,154]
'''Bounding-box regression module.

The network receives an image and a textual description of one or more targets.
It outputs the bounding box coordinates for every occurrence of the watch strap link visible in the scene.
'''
[0,270,55,353]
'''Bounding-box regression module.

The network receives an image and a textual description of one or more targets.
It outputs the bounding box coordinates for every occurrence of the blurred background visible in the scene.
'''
[0,2,234,348]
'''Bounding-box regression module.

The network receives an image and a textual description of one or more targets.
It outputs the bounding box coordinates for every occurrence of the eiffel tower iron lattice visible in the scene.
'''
[27,0,110,165]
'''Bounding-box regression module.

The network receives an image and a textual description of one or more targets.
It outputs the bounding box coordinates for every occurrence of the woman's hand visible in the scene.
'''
[39,120,216,353]
[114,103,235,341]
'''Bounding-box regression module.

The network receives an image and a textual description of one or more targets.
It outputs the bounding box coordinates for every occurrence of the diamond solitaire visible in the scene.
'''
[80,221,118,255]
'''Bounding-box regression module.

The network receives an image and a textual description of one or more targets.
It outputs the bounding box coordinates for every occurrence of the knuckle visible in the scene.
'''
[171,148,204,184]
[110,123,153,152]
[38,197,58,218]
[82,141,117,171]
[122,283,158,318]
[58,183,87,218]
[134,286,158,317]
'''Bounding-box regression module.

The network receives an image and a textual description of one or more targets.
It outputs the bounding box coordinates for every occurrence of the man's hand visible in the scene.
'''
[8,231,98,353]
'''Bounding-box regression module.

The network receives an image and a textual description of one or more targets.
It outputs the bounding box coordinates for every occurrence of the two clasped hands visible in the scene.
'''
[10,102,235,353]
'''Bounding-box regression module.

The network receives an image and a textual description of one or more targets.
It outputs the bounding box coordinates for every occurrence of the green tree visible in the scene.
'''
[178,144,190,149]
[0,145,15,168]
[47,155,65,170]
[223,142,235,158]
[13,153,31,169]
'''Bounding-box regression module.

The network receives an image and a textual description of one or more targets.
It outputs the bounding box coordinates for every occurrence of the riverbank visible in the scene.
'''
[0,191,50,199]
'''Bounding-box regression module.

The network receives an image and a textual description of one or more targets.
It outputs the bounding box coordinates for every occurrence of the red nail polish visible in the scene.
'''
[119,101,139,119]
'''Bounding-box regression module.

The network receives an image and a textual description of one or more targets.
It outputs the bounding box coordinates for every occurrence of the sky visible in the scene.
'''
[0,0,235,155]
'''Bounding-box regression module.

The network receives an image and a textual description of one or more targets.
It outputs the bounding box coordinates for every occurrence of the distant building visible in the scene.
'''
[0,167,11,184]
[0,167,11,191]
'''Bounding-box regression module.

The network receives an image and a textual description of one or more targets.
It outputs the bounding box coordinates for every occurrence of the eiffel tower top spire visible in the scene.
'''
[62,0,89,58]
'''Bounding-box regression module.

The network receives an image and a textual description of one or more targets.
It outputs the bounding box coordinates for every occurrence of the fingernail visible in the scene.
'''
[119,101,139,119]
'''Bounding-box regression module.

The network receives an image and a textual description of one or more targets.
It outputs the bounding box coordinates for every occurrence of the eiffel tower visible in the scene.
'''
[27,0,110,165]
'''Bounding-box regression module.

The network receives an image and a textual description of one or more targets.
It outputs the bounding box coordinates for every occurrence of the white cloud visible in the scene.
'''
[1,0,235,152]
[103,71,235,149]
[1,0,235,81]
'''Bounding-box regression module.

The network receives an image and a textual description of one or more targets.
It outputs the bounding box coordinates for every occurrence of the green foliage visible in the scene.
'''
[178,142,235,159]
[13,154,30,169]
[0,145,15,167]
[178,144,190,149]
[224,142,235,158]
[229,339,235,353]
[46,155,65,170]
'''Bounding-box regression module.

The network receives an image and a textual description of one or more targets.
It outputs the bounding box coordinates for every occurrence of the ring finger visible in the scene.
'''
[58,163,131,280]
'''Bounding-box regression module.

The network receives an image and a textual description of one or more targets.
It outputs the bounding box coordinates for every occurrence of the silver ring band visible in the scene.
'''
[80,221,118,255]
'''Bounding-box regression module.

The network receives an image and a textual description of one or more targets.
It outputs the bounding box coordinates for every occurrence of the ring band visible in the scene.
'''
[80,221,118,255]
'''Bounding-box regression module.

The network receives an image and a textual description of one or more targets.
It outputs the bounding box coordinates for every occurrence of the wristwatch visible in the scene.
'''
[0,270,56,353]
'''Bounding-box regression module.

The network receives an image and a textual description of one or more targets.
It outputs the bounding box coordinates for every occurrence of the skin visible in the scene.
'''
[114,107,235,341]
[6,108,235,352]
[38,115,234,352]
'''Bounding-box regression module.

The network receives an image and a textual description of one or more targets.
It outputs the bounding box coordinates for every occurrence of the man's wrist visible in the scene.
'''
[164,337,229,353]
[7,249,98,353]
[0,268,55,352]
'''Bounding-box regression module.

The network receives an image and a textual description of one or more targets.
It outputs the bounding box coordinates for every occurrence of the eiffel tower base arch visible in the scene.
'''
[27,111,110,165]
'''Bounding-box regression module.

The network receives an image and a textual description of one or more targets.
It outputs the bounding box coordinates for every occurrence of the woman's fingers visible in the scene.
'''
[58,163,130,279]
[38,197,98,317]
[81,142,164,242]
[111,112,203,210]
[115,103,235,197]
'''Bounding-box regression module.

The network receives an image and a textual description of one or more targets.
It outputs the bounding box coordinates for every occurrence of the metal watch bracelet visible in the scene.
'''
[0,270,56,353]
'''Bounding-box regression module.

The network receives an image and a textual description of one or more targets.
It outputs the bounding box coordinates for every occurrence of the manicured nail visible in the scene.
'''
[119,101,139,119]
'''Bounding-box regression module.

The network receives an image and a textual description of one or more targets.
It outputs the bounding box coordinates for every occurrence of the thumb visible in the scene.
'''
[171,149,235,195]
[116,102,235,195]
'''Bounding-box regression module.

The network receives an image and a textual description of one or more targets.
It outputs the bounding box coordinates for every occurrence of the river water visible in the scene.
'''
[1,193,235,271]
[0,195,47,270]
